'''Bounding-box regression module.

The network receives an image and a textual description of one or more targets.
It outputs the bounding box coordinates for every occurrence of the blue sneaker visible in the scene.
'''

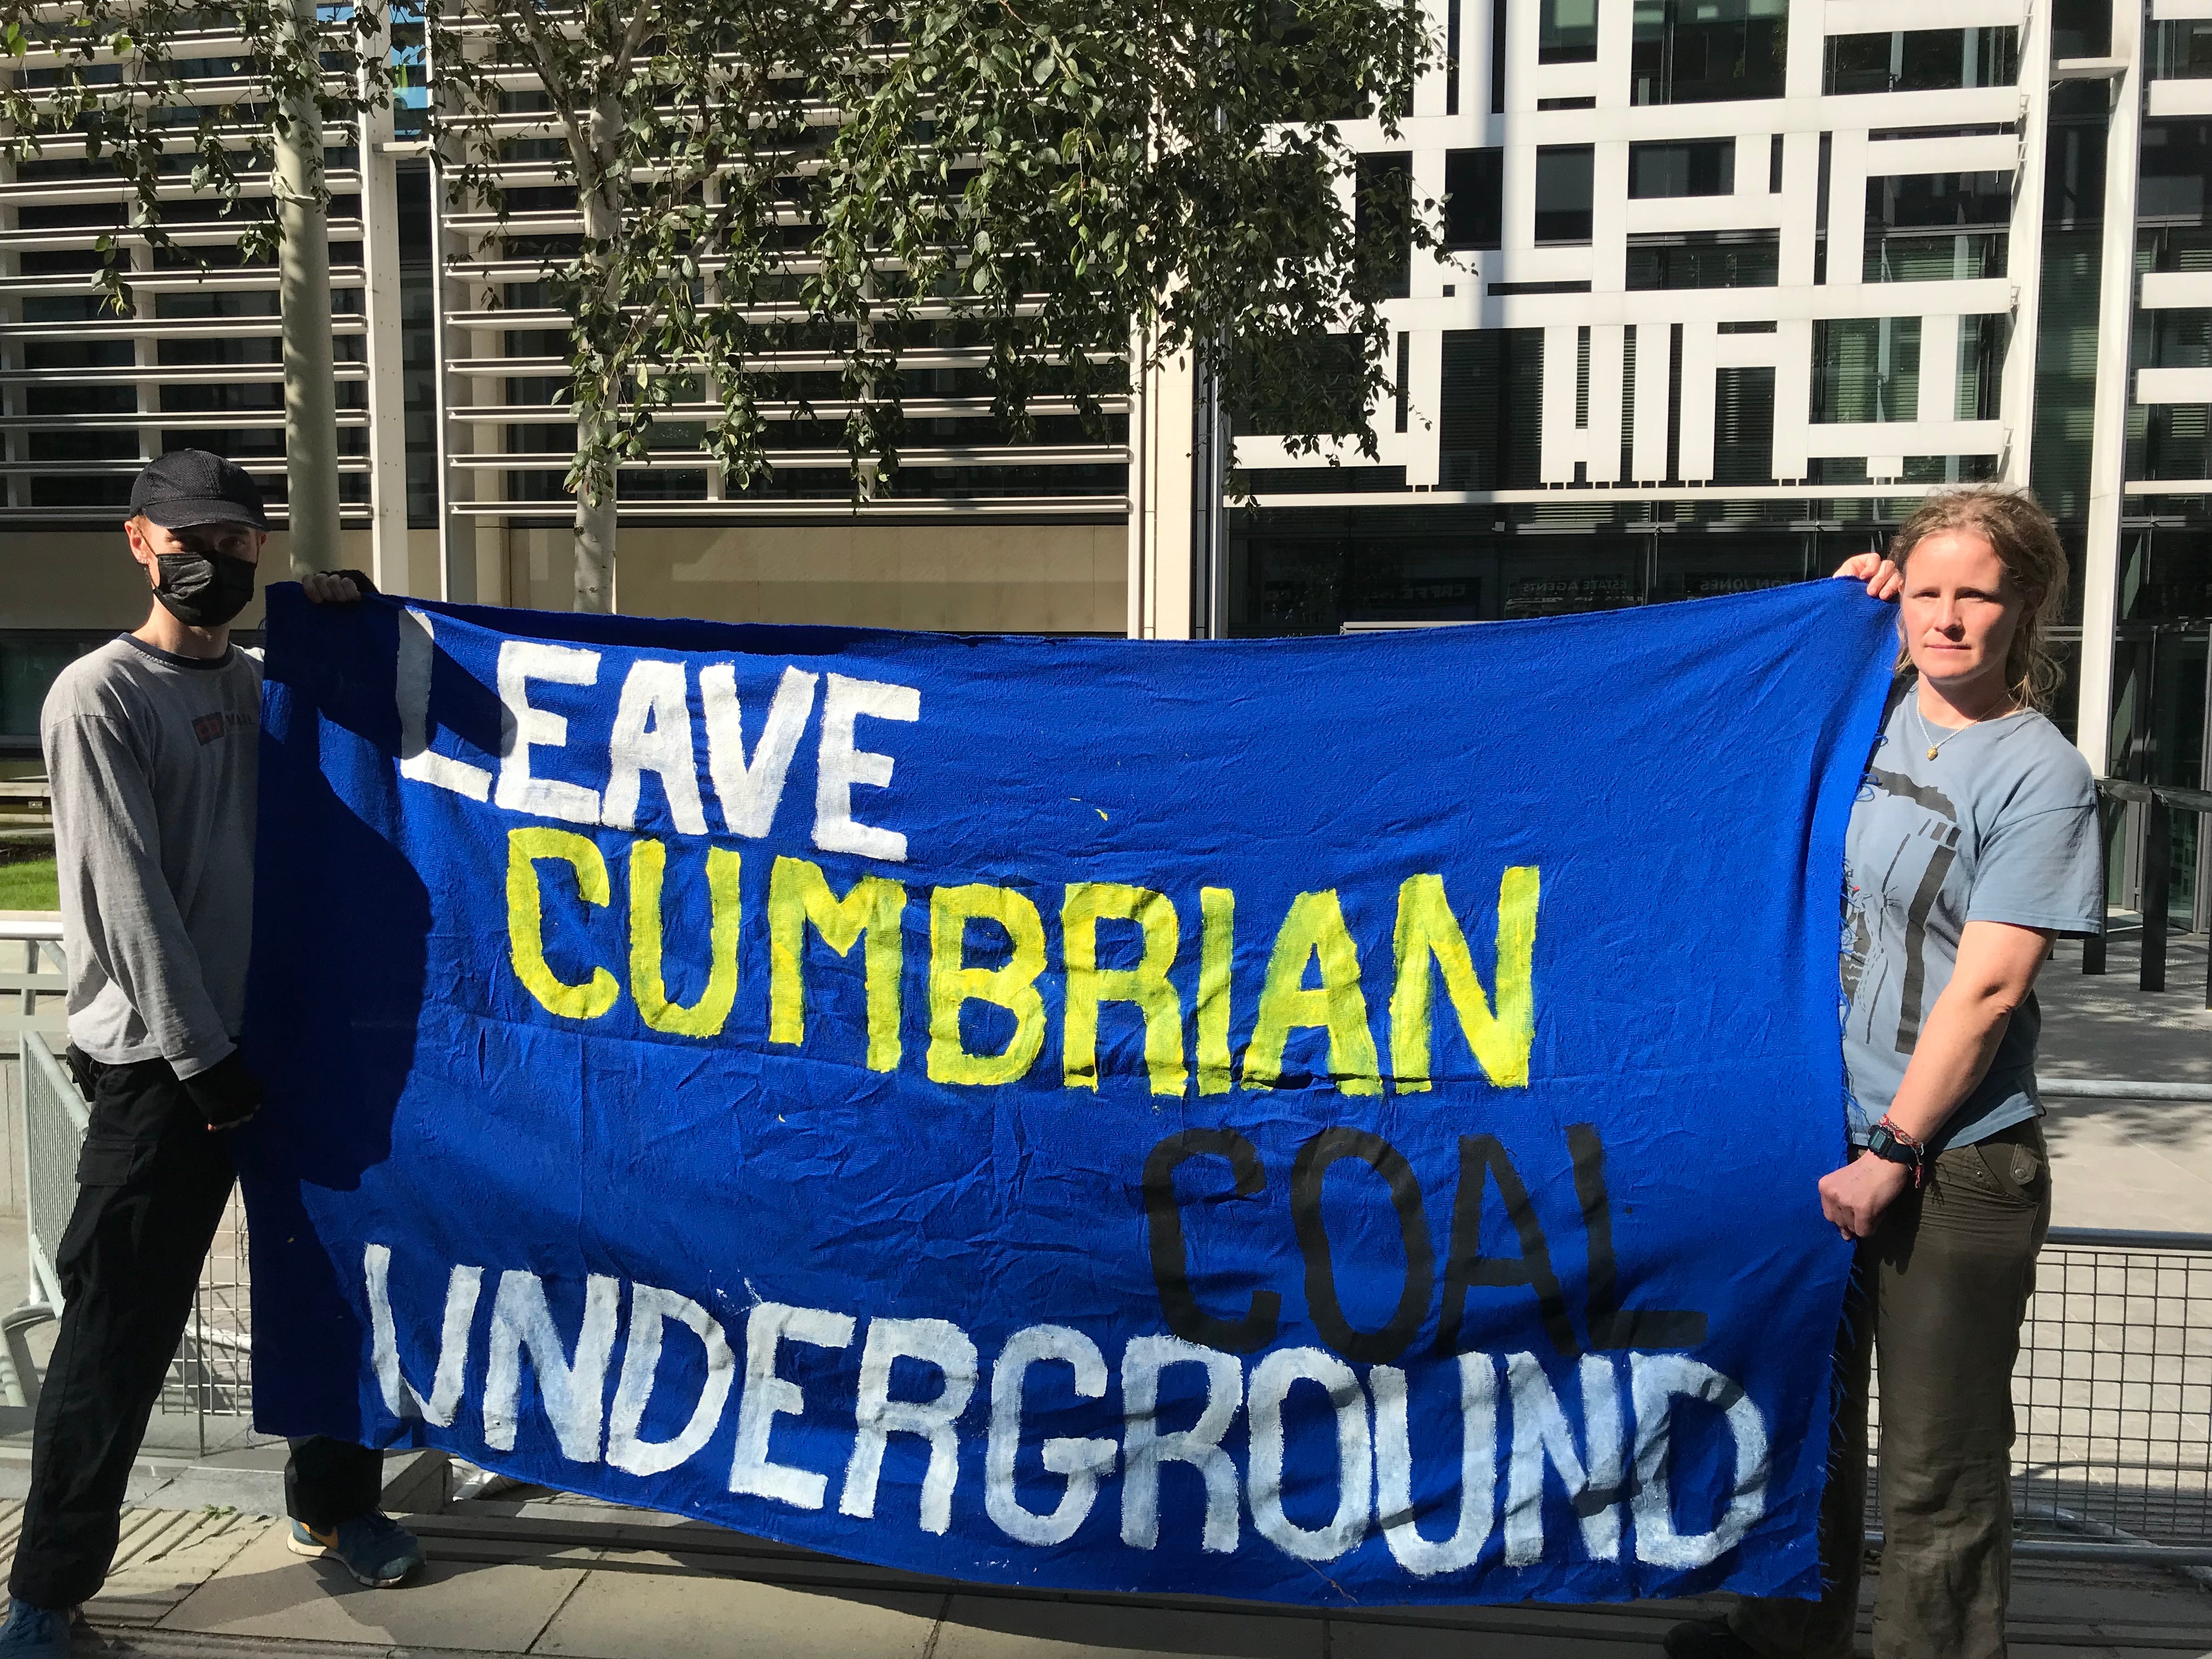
[285,1512,425,1588]
[0,1599,70,1659]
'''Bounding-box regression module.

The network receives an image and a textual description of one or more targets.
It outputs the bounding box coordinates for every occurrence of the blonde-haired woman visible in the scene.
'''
[1668,487,2104,1659]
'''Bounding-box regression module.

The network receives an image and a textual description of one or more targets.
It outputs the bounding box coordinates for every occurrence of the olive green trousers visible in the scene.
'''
[1730,1120,2051,1659]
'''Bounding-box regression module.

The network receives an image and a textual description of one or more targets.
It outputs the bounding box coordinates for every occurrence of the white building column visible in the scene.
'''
[359,23,411,596]
[2073,7,2146,778]
[1127,336,1197,639]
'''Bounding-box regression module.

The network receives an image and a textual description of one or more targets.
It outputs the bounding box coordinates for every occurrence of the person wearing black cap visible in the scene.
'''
[3,453,422,1659]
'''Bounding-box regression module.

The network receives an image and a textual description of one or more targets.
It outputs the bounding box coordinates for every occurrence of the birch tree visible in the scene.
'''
[4,1,1432,612]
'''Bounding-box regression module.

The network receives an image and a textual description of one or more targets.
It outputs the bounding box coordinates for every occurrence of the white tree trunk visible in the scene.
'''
[573,455,616,611]
[573,170,622,613]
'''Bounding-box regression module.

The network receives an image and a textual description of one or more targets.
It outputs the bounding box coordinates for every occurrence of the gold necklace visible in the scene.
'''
[1915,698,2012,760]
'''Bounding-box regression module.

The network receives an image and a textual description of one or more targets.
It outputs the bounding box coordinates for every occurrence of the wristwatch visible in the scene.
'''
[1865,1119,1925,1186]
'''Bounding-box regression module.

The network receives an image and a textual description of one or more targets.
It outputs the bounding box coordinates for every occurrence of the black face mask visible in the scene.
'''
[153,551,257,629]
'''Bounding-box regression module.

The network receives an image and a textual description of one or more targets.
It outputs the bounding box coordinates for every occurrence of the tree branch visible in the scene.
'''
[610,0,654,82]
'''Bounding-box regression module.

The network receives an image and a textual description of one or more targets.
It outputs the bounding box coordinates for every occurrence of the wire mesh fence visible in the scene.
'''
[165,1189,253,1432]
[20,1030,82,1316]
[2014,1233,2212,1548]
[9,1015,2212,1544]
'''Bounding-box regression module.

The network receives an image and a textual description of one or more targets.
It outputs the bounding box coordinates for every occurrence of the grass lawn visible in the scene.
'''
[0,856,58,912]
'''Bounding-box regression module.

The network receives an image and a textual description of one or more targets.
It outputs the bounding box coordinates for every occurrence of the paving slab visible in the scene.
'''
[2040,934,2212,1086]
[2028,934,2212,1233]
[0,1499,263,1628]
[1328,1620,1664,1658]
[931,1594,1324,1659]
[531,1568,941,1659]
[156,1521,592,1652]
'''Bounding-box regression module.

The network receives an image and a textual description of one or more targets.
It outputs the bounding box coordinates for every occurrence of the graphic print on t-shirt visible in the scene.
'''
[1867,768,1962,1050]
[1842,733,1971,1074]
[1838,691,2103,1152]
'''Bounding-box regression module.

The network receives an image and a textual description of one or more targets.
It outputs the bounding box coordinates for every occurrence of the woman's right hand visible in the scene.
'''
[1833,552,1902,601]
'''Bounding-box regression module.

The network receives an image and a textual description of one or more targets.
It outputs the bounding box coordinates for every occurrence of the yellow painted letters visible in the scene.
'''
[1390,868,1540,1090]
[1062,883,1185,1096]
[506,827,620,1020]
[628,839,742,1038]
[1241,890,1381,1095]
[768,855,906,1071]
[1196,886,1235,1096]
[927,884,1047,1086]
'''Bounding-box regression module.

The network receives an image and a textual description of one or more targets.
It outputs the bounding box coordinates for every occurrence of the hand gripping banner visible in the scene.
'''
[240,581,1896,1606]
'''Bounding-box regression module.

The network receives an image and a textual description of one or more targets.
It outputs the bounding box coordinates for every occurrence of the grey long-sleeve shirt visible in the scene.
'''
[40,635,261,1077]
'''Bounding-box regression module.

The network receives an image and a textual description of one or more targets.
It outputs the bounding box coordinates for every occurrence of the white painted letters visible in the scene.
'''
[985,1324,1116,1547]
[606,1283,737,1478]
[1630,1353,1771,1568]
[840,1317,979,1535]
[1373,1352,1498,1576]
[482,1269,622,1463]
[1504,1352,1624,1566]
[1247,1346,1372,1564]
[700,663,817,838]
[494,640,603,825]
[1119,1335,1243,1554]
[813,673,919,862]
[365,1244,482,1428]
[396,610,493,800]
[729,1303,856,1509]
[602,659,707,834]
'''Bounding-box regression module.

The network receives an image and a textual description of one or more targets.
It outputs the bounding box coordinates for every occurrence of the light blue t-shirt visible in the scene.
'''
[1841,689,2104,1152]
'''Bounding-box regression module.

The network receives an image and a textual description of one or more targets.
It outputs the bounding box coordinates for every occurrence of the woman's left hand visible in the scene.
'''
[1818,1151,1911,1239]
[1831,552,1903,601]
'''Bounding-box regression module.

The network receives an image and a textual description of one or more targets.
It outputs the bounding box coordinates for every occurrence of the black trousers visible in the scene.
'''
[9,1049,385,1610]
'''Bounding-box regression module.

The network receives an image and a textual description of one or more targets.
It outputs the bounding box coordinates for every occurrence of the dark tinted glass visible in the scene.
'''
[1443,148,1504,250]
[1629,139,1736,197]
[1534,146,1595,244]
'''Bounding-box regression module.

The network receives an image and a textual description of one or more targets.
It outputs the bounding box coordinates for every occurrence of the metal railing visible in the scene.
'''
[2,923,259,1454]
[2085,778,2212,1006]
[2016,1226,2212,1563]
[2,923,2208,1571]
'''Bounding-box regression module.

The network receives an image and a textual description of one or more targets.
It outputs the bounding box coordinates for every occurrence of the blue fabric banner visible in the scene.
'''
[240,581,1895,1607]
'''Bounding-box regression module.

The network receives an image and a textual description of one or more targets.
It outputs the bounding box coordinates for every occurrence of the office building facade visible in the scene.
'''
[1,0,2205,915]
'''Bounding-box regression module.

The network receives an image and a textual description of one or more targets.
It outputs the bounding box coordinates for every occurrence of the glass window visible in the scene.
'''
[1812,318,1922,424]
[1626,230,1780,288]
[2044,93,2109,228]
[1824,29,2019,95]
[1500,540,1646,617]
[1630,0,1787,105]
[1440,330,1545,488]
[1540,0,1599,63]
[2051,0,2112,59]
[2144,307,2212,371]
[1,636,104,740]
[1451,149,1504,250]
[1535,146,1595,245]
[1713,366,1776,486]
[2140,120,2211,223]
[2118,529,2212,623]
[1956,314,2010,420]
[1864,172,2013,281]
[1655,535,1811,602]
[1228,333,1369,439]
[1628,139,1736,198]
[1442,148,1504,251]
[2149,19,2212,79]
[1356,153,1414,299]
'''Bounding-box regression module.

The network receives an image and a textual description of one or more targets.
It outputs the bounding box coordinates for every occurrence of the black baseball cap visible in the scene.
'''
[128,449,269,532]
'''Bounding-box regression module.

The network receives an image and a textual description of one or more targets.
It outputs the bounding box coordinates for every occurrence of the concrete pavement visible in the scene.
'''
[2038,930,2212,1231]
[1,916,2207,1656]
[15,1486,2209,1659]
